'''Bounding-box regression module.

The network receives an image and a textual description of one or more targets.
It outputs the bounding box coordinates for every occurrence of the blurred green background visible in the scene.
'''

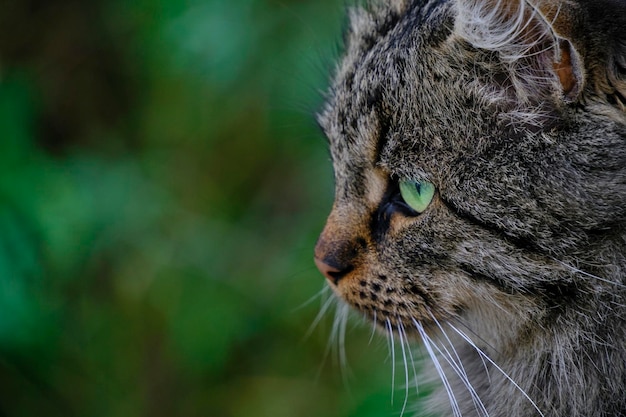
[0,0,424,416]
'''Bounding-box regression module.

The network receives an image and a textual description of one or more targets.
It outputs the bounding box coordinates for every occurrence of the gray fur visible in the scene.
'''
[314,0,626,416]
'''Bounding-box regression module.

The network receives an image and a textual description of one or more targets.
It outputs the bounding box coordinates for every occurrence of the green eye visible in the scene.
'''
[399,179,435,214]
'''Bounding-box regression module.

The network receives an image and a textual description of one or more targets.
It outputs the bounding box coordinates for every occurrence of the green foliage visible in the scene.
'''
[0,0,428,415]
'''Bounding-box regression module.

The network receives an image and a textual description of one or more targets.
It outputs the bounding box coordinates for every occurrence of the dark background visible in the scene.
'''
[0,0,424,416]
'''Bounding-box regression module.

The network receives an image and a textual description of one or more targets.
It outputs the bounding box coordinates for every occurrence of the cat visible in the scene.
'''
[313,0,626,416]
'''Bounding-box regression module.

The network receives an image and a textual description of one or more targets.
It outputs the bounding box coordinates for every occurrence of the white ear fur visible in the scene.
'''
[454,0,583,102]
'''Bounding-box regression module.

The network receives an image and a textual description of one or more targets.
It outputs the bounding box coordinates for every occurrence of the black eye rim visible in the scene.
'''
[382,177,423,217]
[370,176,431,243]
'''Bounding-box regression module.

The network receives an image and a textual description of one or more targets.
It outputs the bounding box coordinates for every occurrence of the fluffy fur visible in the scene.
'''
[314,0,626,416]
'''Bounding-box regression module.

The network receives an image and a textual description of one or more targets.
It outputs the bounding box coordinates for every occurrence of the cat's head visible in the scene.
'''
[315,0,626,334]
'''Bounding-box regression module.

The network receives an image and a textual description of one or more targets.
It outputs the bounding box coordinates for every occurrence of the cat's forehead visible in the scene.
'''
[318,0,458,177]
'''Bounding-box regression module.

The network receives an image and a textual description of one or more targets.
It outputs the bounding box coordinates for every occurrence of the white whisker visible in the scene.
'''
[386,318,396,404]
[413,318,463,417]
[448,323,546,417]
[304,286,336,339]
[338,303,350,377]
[552,258,626,289]
[404,326,421,397]
[295,283,330,312]
[325,302,353,392]
[429,314,490,417]
[369,310,379,345]
[397,321,411,417]
[316,300,345,383]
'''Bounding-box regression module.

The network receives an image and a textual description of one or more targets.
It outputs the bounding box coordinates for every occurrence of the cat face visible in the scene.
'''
[314,0,626,336]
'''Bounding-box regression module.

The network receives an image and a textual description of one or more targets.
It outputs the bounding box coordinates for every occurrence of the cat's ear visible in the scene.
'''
[454,0,584,103]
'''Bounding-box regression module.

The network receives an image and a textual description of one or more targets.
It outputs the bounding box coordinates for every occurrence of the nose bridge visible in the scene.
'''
[315,205,355,258]
[314,205,367,283]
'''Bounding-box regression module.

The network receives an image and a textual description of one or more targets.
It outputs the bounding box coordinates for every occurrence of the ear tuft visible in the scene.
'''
[455,0,583,103]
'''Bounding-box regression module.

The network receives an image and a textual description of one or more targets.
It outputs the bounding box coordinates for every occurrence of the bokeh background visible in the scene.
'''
[0,0,425,416]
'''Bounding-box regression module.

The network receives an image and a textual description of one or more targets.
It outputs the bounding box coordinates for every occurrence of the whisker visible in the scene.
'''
[447,318,501,387]
[413,318,463,417]
[368,310,379,345]
[429,314,490,417]
[552,258,626,289]
[338,303,351,381]
[404,326,421,397]
[397,321,411,417]
[448,323,546,417]
[303,286,336,340]
[316,300,343,382]
[294,283,329,312]
[386,318,396,405]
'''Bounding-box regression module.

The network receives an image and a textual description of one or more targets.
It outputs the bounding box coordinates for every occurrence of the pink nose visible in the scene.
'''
[315,256,340,281]
[314,256,353,285]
